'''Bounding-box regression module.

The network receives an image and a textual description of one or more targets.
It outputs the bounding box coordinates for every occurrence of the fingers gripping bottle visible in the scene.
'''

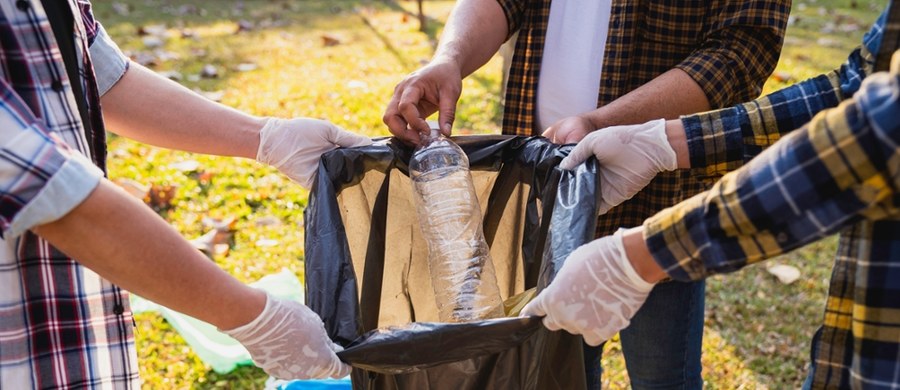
[410,129,502,322]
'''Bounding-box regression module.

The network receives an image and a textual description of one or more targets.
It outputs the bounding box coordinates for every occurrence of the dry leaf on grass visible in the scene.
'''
[321,34,341,47]
[766,264,801,285]
[114,178,150,200]
[147,184,178,211]
[200,64,219,78]
[191,216,237,259]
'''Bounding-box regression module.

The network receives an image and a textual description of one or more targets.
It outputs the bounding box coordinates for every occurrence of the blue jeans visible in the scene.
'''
[800,327,823,389]
[584,280,705,390]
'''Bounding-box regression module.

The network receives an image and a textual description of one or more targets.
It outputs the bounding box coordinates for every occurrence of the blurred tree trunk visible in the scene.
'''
[418,0,426,32]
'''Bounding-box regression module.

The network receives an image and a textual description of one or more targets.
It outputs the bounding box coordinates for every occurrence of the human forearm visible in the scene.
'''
[101,63,265,159]
[383,0,508,141]
[433,0,508,77]
[580,69,710,130]
[675,8,888,181]
[647,68,863,173]
[680,51,877,180]
[32,179,265,330]
[644,73,900,281]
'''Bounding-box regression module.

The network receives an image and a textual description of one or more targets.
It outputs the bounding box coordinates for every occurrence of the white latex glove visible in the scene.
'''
[256,117,373,188]
[559,119,676,215]
[221,294,351,380]
[521,229,655,346]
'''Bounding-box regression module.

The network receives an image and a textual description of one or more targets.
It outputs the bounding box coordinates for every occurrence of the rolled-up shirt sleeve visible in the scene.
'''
[88,24,129,96]
[0,81,103,238]
[78,0,129,95]
[676,0,791,108]
[643,69,900,282]
[494,0,528,39]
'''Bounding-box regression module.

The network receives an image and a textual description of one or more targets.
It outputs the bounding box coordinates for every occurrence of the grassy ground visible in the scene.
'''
[92,0,885,388]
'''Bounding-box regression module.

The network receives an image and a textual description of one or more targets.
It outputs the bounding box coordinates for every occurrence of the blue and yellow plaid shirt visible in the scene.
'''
[644,5,900,388]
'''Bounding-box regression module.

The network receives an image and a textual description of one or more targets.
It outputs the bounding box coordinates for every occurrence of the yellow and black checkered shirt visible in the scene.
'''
[495,0,791,236]
[645,5,900,388]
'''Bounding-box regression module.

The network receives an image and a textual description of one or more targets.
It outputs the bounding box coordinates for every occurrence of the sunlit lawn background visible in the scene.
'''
[92,0,885,388]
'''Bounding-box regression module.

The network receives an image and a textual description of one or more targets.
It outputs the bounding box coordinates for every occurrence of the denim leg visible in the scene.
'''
[583,342,603,390]
[581,281,704,389]
[801,327,823,390]
[619,280,706,390]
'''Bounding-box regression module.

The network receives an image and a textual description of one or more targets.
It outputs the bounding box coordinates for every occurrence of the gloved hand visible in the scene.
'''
[559,119,676,215]
[256,117,372,188]
[221,294,351,380]
[521,229,655,346]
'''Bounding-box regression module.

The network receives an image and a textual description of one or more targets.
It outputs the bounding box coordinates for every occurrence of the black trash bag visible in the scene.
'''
[304,136,601,389]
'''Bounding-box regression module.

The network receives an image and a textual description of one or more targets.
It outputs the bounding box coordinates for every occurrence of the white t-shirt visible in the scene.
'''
[536,0,612,131]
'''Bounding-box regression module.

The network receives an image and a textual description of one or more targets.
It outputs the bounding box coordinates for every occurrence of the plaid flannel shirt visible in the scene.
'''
[0,0,138,388]
[494,0,791,236]
[644,5,900,388]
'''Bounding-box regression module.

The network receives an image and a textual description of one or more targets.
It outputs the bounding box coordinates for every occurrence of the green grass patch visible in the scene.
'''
[94,0,883,387]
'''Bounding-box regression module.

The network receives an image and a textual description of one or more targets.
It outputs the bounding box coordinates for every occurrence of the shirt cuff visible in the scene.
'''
[494,0,523,38]
[642,196,708,282]
[680,106,748,181]
[6,152,103,238]
[89,25,130,96]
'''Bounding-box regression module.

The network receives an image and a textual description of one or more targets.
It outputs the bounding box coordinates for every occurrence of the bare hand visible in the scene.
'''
[541,115,595,144]
[383,60,462,145]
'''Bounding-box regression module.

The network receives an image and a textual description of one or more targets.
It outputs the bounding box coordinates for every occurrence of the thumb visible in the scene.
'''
[520,297,546,318]
[437,88,459,136]
[328,342,350,378]
[523,296,564,331]
[559,139,595,170]
[541,126,557,143]
[330,360,351,379]
[328,125,373,148]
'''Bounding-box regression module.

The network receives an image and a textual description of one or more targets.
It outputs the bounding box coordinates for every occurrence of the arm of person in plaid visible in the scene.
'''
[542,68,712,144]
[100,63,371,189]
[544,0,792,144]
[560,8,890,214]
[525,60,900,345]
[86,4,371,189]
[383,0,510,145]
[0,2,355,379]
[1,75,350,380]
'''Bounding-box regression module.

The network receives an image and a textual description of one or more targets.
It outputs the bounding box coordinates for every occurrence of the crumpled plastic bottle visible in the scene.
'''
[410,129,502,322]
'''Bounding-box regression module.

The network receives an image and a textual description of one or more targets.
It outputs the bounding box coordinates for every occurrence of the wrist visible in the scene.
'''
[431,51,463,73]
[622,227,667,283]
[217,287,268,331]
[665,119,690,169]
[578,110,606,131]
[241,115,268,160]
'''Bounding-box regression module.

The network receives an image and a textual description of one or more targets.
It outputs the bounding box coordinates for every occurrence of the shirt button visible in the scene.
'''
[16,0,29,11]
[51,80,64,92]
[113,304,125,315]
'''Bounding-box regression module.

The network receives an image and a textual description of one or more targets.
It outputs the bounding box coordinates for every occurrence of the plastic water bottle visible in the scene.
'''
[410,129,502,322]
